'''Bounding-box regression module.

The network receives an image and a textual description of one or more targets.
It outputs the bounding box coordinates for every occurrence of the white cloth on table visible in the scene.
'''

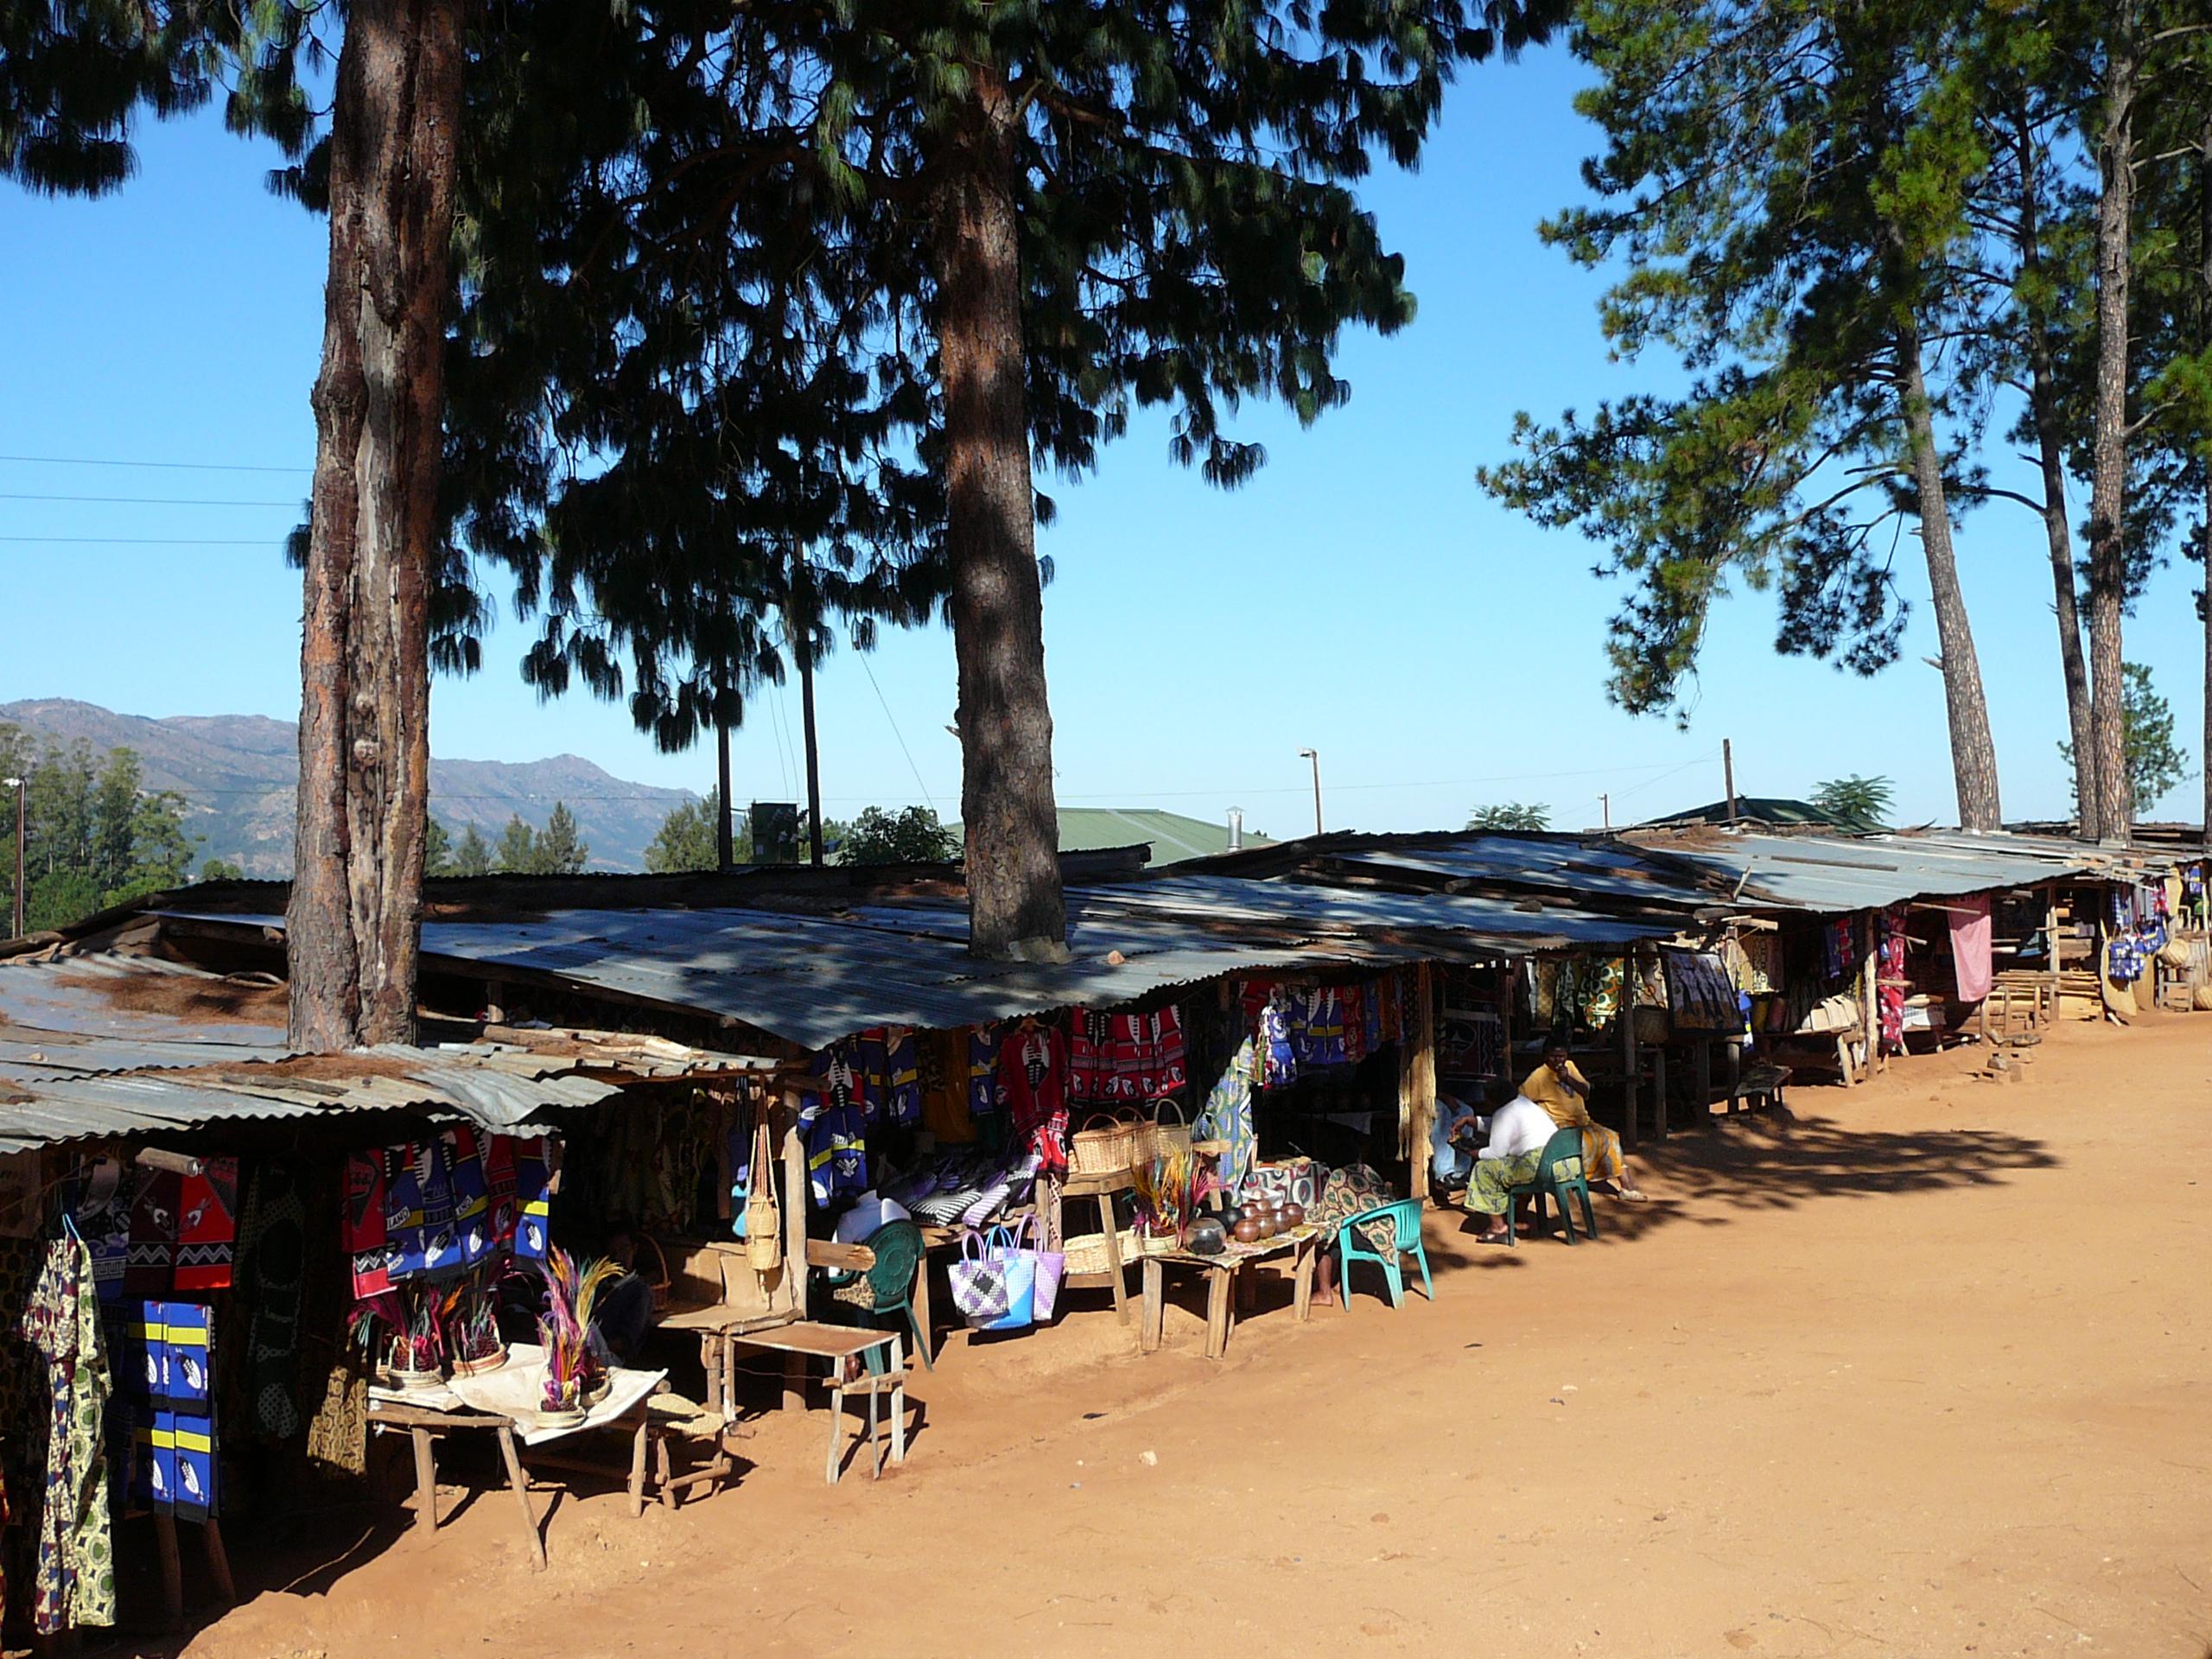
[371,1343,666,1446]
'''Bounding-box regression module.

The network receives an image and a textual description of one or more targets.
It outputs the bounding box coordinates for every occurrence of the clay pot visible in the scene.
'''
[1280,1202,1306,1228]
[1185,1217,1227,1255]
[1232,1217,1262,1244]
[1254,1212,1279,1240]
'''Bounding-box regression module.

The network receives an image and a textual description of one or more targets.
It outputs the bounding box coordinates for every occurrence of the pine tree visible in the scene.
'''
[1480,0,2005,828]
[534,803,589,875]
[645,791,747,874]
[423,817,454,878]
[449,823,493,878]
[444,0,1567,959]
[493,816,537,874]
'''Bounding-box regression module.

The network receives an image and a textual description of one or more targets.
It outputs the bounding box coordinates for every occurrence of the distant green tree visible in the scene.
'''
[423,817,454,878]
[645,791,752,874]
[2059,664,2189,818]
[1465,803,1551,832]
[449,823,493,879]
[533,803,590,874]
[2,737,198,930]
[836,806,959,866]
[493,815,538,874]
[197,858,245,883]
[1809,776,1896,831]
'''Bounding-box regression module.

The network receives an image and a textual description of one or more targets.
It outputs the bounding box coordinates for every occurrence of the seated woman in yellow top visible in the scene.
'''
[1522,1040,1649,1203]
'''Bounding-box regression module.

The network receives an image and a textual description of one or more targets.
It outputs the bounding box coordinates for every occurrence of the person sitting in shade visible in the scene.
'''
[1521,1039,1649,1203]
[1461,1090,1557,1243]
[1428,1090,1483,1192]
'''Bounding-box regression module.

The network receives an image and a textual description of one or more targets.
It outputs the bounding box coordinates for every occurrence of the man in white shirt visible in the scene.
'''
[1460,1093,1560,1243]
[1429,1091,1483,1190]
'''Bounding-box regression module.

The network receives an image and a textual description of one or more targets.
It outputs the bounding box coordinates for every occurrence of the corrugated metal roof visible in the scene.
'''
[1621,830,2128,912]
[1322,838,1722,911]
[0,1074,333,1155]
[1080,875,1682,947]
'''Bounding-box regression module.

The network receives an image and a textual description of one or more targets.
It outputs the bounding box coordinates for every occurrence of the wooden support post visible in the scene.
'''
[1098,1192,1129,1325]
[1405,963,1438,1201]
[1653,1041,1669,1139]
[155,1511,185,1630]
[1141,1256,1165,1353]
[410,1427,438,1534]
[1694,1038,1713,1118]
[1619,952,1641,1154]
[2044,883,2061,1026]
[1205,1264,1234,1359]
[496,1424,546,1571]
[1858,915,1875,1084]
[781,1090,808,1319]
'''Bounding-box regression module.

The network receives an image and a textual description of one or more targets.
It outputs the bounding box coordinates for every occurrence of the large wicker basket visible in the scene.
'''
[1070,1114,1137,1178]
[1062,1227,1141,1275]
[1141,1100,1192,1164]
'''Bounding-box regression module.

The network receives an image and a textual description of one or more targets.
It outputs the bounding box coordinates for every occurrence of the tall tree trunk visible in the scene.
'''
[2200,102,2212,851]
[931,68,1066,960]
[2012,110,2099,835]
[288,0,465,1049]
[2085,3,2139,841]
[1897,332,2003,830]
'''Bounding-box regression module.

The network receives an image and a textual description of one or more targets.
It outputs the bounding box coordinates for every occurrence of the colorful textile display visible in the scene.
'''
[1949,894,1993,1002]
[1065,1008,1189,1103]
[343,1151,389,1300]
[22,1235,114,1633]
[73,1161,131,1306]
[1663,950,1740,1031]
[236,1160,308,1441]
[996,1023,1070,1176]
[800,1046,870,1206]
[967,1025,1001,1116]
[1192,1038,1260,1195]
[512,1138,553,1259]
[1878,907,1910,1051]
[1821,919,1859,984]
[1582,957,1625,1031]
[124,1169,180,1298]
[1257,988,1297,1085]
[173,1158,238,1293]
[1289,986,1349,1067]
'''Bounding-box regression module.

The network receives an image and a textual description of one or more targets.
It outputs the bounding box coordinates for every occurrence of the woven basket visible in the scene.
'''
[1135,1230,1180,1256]
[1070,1115,1137,1178]
[1062,1228,1141,1276]
[638,1234,672,1315]
[1146,1100,1192,1162]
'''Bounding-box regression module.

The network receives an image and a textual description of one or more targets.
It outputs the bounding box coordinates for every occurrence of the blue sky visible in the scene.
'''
[1,44,2202,842]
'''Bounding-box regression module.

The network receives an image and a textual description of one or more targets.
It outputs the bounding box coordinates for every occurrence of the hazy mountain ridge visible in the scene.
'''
[0,699,694,875]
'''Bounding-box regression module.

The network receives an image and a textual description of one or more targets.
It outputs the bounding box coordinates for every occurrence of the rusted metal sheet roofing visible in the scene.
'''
[1619,830,2139,912]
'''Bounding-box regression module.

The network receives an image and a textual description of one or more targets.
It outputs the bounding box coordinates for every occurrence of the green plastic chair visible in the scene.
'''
[823,1219,931,1370]
[1337,1198,1433,1309]
[1504,1128,1598,1245]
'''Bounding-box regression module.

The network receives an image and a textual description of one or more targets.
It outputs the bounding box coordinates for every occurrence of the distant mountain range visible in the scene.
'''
[0,699,695,876]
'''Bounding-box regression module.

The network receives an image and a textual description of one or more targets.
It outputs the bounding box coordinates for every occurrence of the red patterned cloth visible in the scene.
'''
[997,1024,1070,1175]
[174,1159,238,1292]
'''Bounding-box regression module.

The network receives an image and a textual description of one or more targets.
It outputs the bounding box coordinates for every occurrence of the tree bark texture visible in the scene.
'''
[2200,105,2212,850]
[931,69,1066,959]
[1897,334,2003,830]
[2085,6,2139,840]
[2012,114,2098,836]
[288,0,464,1049]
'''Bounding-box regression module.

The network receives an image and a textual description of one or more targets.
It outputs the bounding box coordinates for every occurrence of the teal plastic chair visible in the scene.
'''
[1504,1128,1598,1245]
[822,1219,931,1370]
[1337,1198,1433,1309]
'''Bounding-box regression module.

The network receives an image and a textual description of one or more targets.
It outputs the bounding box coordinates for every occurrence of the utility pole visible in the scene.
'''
[715,723,735,873]
[1298,748,1324,836]
[799,644,825,868]
[4,777,22,938]
[1722,738,1738,822]
[1599,792,1611,831]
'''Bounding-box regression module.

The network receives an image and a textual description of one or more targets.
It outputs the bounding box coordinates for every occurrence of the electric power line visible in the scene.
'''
[857,652,937,815]
[0,537,287,546]
[0,453,309,474]
[0,493,302,507]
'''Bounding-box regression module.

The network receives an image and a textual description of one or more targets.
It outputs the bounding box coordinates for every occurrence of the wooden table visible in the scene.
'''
[1139,1229,1319,1361]
[728,1320,905,1484]
[658,1301,802,1421]
[365,1396,546,1570]
[1058,1166,1136,1325]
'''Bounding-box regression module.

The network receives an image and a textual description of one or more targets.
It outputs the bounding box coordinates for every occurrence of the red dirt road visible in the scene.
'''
[188,1016,2212,1659]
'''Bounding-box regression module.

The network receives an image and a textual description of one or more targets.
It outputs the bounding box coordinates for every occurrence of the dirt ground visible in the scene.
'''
[171,1014,2209,1659]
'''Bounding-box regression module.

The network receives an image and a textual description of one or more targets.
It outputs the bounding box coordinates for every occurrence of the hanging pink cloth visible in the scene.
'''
[1949,893,1993,1002]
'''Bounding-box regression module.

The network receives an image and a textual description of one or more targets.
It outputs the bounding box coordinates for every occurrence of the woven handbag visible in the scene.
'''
[743,1110,781,1271]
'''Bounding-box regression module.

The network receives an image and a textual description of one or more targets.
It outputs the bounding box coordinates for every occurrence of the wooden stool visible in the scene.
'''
[644,1395,735,1509]
[825,1333,906,1484]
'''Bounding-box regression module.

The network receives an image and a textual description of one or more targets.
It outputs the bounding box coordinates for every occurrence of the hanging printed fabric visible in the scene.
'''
[1065,1010,1110,1103]
[24,1234,116,1634]
[162,1303,213,1410]
[446,1129,493,1266]
[417,1137,465,1278]
[1340,983,1368,1065]
[1584,957,1625,1031]
[482,1135,519,1249]
[512,1138,553,1261]
[380,1143,425,1281]
[1192,1037,1260,1196]
[1151,1006,1187,1095]
[124,1168,181,1298]
[174,1158,238,1293]
[802,1043,869,1206]
[855,1030,889,1121]
[1107,1013,1151,1102]
[74,1159,132,1305]
[170,1409,216,1522]
[882,1027,922,1125]
[996,1022,1070,1175]
[1662,950,1738,1031]
[1258,987,1297,1086]
[1878,906,1910,1052]
[342,1151,389,1298]
[967,1024,1001,1116]
[1360,982,1384,1058]
[1290,986,1348,1068]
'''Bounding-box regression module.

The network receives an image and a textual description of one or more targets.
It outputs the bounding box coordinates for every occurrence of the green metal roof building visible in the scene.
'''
[950,807,1272,867]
